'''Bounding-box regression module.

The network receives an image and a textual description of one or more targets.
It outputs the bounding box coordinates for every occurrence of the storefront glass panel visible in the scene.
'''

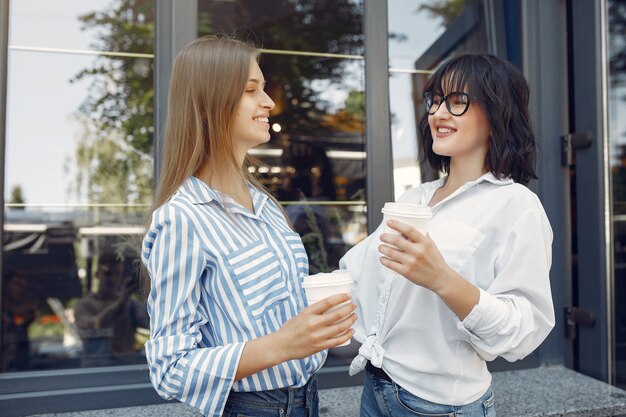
[2,0,155,372]
[197,0,366,366]
[387,0,489,198]
[609,0,626,389]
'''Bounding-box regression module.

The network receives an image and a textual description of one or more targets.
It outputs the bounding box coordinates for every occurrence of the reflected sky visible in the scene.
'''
[388,0,446,70]
[6,0,153,206]
[6,1,112,205]
[387,1,447,198]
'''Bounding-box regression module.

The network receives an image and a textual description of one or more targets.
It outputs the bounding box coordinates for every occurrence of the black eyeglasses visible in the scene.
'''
[423,91,471,116]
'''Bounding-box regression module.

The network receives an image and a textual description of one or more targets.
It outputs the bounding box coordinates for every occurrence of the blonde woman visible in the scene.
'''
[142,36,356,417]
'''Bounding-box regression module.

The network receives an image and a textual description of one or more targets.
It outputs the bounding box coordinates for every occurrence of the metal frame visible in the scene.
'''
[0,2,201,416]
[414,5,480,70]
[568,0,612,382]
[0,0,8,375]
[364,0,393,231]
[484,0,508,56]
[154,0,197,182]
[519,0,570,368]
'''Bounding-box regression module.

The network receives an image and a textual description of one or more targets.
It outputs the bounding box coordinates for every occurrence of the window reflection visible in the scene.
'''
[388,0,490,197]
[251,85,368,276]
[2,268,37,371]
[198,0,364,56]
[248,53,367,275]
[74,251,148,367]
[609,0,626,389]
[197,0,367,363]
[3,0,154,372]
[2,210,150,371]
[199,1,368,273]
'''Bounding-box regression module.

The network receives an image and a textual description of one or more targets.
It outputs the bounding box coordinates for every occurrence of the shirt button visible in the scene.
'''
[260,223,267,228]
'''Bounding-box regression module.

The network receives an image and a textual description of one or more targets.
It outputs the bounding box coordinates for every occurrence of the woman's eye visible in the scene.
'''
[246,89,256,94]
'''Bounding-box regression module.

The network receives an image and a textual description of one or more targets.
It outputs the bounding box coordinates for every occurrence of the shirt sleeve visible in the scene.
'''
[142,204,245,417]
[456,208,556,362]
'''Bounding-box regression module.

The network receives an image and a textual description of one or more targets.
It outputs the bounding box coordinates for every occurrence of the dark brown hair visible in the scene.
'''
[419,53,537,185]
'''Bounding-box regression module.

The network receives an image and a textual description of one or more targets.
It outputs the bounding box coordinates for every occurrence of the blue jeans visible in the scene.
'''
[360,369,496,417]
[223,376,318,417]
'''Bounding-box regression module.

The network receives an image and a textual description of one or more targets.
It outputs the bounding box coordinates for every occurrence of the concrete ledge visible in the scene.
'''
[29,366,626,417]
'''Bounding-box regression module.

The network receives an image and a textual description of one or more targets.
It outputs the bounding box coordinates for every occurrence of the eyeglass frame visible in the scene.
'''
[423,91,472,116]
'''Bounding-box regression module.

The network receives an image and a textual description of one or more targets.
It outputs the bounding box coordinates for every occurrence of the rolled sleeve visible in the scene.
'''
[456,209,555,362]
[143,204,245,417]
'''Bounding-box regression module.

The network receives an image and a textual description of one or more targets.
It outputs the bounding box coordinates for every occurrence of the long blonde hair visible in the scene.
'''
[139,36,286,296]
[151,35,259,212]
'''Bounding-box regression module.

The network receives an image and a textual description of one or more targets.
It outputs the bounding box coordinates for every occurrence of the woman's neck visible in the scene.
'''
[196,163,254,212]
[429,159,487,207]
[444,160,488,191]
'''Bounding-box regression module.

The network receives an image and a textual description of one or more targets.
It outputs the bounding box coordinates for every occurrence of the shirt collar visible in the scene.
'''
[429,171,514,189]
[425,172,514,209]
[180,176,269,218]
[181,176,220,204]
[469,171,514,186]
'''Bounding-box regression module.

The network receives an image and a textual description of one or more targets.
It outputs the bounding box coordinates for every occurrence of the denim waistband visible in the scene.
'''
[226,376,317,409]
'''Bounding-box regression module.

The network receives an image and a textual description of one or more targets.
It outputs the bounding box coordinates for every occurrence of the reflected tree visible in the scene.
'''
[199,0,364,136]
[71,0,154,205]
[609,0,626,85]
[609,1,626,205]
[418,0,468,27]
[9,185,25,210]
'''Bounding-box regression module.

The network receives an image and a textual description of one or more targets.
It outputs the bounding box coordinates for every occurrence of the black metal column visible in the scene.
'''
[0,0,9,369]
[154,0,197,184]
[364,0,393,232]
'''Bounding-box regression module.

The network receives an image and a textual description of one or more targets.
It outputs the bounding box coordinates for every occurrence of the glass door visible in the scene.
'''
[608,0,626,389]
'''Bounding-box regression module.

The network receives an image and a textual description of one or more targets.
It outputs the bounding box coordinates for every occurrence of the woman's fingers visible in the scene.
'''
[378,241,415,265]
[318,313,357,345]
[385,220,426,243]
[307,293,352,314]
[325,327,356,348]
[318,301,357,325]
[379,232,405,250]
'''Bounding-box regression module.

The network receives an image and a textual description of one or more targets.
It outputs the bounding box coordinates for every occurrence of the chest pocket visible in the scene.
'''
[429,220,486,273]
[227,241,289,320]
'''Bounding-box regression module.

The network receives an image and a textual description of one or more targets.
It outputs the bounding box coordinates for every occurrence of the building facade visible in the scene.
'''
[0,0,623,415]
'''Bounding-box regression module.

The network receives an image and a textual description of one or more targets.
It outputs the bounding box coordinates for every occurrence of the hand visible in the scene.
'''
[274,293,357,362]
[378,220,454,293]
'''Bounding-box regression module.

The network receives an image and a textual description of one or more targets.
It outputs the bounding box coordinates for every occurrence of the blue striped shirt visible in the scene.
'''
[142,176,326,417]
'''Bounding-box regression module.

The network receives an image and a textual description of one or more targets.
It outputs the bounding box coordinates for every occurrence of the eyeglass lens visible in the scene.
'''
[424,92,470,116]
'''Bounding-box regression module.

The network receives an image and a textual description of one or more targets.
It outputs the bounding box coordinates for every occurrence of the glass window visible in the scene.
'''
[387,0,489,199]
[609,0,626,389]
[3,0,155,372]
[198,0,366,365]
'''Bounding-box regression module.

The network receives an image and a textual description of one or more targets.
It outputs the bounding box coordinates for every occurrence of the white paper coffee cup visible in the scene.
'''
[302,271,353,346]
[381,202,432,235]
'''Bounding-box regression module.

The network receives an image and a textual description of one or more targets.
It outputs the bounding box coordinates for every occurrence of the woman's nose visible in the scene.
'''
[261,91,275,110]
[432,101,451,118]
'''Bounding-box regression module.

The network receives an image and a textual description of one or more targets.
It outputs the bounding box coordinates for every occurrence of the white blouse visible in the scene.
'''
[340,172,555,405]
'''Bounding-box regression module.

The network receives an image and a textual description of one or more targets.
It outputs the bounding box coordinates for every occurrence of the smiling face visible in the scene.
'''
[230,60,275,156]
[427,89,491,167]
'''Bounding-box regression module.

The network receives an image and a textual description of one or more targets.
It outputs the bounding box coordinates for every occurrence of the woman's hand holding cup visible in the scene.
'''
[274,293,357,361]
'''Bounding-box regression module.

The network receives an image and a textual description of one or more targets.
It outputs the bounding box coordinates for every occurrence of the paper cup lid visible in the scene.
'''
[381,202,432,217]
[302,271,353,287]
